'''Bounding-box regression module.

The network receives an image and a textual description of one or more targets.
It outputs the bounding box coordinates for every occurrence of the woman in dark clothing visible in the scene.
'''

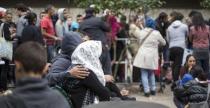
[69,40,110,108]
[20,12,44,45]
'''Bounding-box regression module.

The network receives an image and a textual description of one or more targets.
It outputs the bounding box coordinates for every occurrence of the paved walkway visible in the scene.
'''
[131,85,176,108]
[117,83,176,108]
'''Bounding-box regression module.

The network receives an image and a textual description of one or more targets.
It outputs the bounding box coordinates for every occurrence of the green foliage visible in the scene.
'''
[201,0,210,8]
[74,0,166,12]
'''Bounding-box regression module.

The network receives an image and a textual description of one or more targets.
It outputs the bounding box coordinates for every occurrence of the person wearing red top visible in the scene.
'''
[189,12,210,78]
[41,5,59,62]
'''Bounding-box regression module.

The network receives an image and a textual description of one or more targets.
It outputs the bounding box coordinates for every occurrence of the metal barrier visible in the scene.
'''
[112,38,138,83]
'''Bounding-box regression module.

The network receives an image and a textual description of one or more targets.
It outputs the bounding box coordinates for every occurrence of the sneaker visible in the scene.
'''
[151,91,156,95]
[139,84,144,92]
[144,92,150,97]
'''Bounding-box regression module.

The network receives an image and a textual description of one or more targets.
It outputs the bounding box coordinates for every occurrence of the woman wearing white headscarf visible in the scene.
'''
[68,40,110,108]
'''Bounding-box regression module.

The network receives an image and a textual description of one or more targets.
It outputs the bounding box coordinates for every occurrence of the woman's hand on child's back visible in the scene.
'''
[68,66,90,79]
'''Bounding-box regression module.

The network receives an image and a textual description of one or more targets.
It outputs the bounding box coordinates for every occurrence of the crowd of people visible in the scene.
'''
[0,3,210,108]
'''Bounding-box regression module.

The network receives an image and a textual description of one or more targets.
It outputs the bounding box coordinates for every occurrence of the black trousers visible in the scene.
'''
[169,47,184,81]
[106,82,122,98]
[193,48,210,79]
[0,59,10,91]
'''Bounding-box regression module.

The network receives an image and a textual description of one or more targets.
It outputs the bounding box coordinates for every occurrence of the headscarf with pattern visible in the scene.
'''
[71,40,105,86]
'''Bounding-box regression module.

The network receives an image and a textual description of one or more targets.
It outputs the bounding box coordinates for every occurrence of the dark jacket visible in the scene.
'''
[0,77,70,108]
[20,25,44,45]
[80,17,110,45]
[80,17,112,75]
[174,80,208,104]
[47,54,72,86]
[46,31,82,86]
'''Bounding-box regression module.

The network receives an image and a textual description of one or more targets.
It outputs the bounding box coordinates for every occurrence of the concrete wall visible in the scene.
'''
[8,8,210,22]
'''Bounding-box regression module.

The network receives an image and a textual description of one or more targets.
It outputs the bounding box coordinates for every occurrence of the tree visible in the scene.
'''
[74,0,165,13]
[201,0,210,8]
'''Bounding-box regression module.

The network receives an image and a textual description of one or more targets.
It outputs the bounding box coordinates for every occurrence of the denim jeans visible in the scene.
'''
[47,45,56,63]
[141,68,156,93]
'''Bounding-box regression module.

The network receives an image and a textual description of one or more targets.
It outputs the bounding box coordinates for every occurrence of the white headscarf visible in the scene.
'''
[71,41,105,86]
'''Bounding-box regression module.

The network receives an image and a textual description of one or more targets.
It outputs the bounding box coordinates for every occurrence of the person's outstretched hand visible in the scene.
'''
[68,66,90,79]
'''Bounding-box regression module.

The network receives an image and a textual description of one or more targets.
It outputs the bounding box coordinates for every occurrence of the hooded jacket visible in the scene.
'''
[167,20,188,49]
[55,8,69,38]
[0,77,70,108]
[46,31,82,86]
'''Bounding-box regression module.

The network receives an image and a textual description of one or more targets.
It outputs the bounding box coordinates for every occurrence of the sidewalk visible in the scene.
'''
[117,83,176,108]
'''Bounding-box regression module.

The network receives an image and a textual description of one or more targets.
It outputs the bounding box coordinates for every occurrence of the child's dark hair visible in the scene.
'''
[14,42,47,74]
[191,65,207,81]
[25,12,37,25]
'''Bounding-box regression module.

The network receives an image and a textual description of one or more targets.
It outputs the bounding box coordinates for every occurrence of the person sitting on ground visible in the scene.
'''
[46,31,89,86]
[0,42,70,108]
[69,40,110,108]
[173,65,208,108]
[179,54,196,79]
[47,31,136,102]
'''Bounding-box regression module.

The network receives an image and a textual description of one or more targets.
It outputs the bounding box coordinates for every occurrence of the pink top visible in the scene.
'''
[108,16,120,41]
[189,25,210,49]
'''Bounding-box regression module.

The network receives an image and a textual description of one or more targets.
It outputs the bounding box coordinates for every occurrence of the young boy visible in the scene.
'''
[0,42,70,108]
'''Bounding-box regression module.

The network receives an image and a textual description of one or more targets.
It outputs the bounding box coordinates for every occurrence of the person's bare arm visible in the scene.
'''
[41,28,58,40]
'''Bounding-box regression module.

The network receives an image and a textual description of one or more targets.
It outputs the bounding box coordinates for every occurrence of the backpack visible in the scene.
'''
[51,85,74,108]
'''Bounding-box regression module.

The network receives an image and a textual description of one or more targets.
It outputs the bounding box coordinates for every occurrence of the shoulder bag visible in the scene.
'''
[0,23,13,60]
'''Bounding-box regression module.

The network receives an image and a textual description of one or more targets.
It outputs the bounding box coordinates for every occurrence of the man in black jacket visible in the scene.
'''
[0,42,70,108]
[80,7,114,84]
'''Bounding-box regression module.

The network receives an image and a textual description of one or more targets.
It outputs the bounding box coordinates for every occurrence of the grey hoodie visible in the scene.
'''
[167,20,189,49]
[55,8,69,38]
